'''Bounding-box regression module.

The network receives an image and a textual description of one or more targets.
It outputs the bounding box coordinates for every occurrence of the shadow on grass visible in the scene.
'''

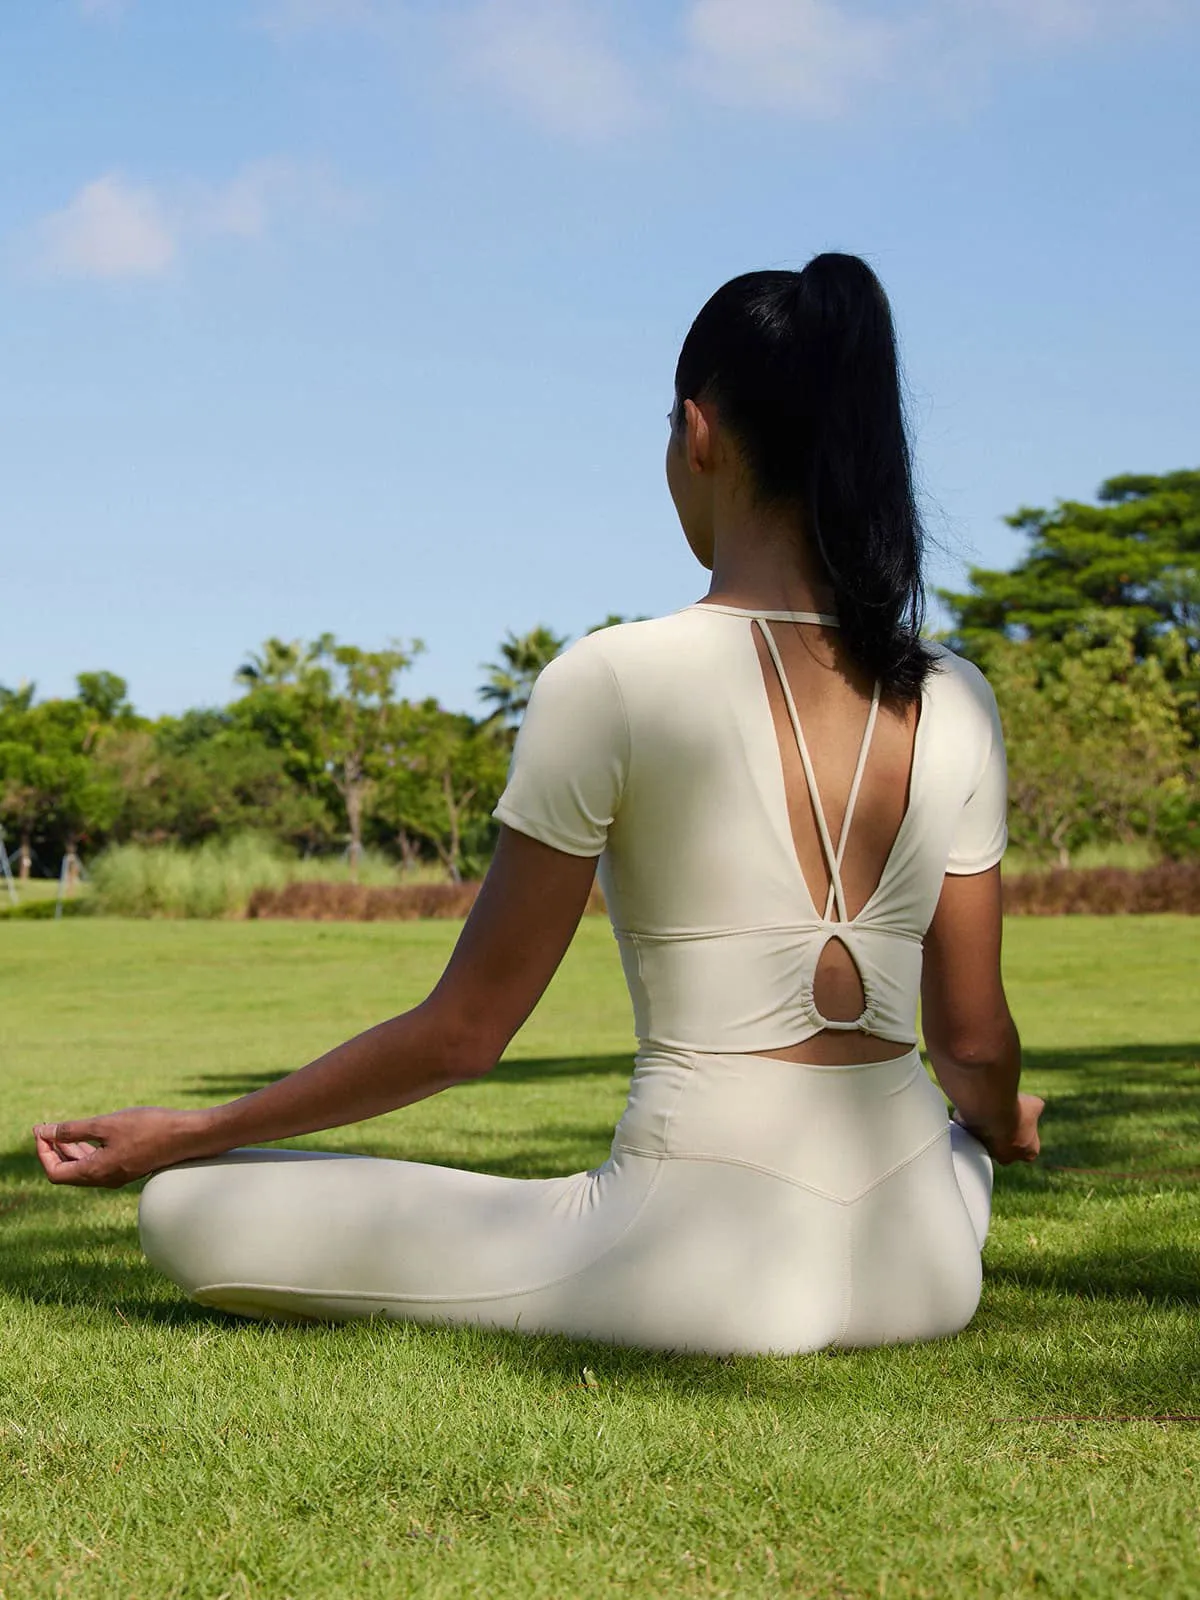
[986,1248,1200,1310]
[0,1196,226,1328]
[1016,1041,1200,1175]
[182,1052,634,1103]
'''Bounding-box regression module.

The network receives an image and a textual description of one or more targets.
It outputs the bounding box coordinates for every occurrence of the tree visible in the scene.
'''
[378,701,509,882]
[0,680,127,875]
[295,635,423,872]
[939,469,1200,736]
[230,657,329,802]
[234,637,323,691]
[0,683,36,874]
[978,617,1188,865]
[479,626,568,728]
[76,670,133,723]
[98,722,332,850]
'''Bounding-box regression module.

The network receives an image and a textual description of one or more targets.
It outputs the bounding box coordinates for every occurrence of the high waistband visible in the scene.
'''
[611,1046,949,1206]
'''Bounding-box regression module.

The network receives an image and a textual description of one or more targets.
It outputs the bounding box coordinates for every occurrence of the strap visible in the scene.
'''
[755,619,882,924]
[693,603,840,626]
[823,681,881,920]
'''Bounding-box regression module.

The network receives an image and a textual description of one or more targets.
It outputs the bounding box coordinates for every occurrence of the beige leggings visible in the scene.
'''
[139,1047,992,1356]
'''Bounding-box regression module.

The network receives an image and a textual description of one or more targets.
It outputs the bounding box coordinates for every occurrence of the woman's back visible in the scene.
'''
[494,603,1008,1060]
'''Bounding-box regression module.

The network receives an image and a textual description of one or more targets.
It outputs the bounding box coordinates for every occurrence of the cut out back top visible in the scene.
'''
[493,604,1008,1053]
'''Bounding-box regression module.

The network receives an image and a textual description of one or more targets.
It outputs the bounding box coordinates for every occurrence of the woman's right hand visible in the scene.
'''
[954,1093,1045,1165]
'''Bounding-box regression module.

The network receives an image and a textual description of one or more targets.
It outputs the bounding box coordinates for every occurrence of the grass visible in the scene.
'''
[0,876,92,916]
[1,916,1198,1599]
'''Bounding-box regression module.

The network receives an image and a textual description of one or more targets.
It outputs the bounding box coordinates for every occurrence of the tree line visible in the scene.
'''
[2,471,1197,879]
[0,622,626,884]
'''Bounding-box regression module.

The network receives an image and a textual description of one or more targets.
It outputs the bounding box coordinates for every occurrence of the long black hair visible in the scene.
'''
[673,253,933,700]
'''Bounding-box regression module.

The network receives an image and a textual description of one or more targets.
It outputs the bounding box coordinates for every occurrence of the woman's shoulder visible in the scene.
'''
[922,643,1005,753]
[549,609,710,679]
[924,641,1000,709]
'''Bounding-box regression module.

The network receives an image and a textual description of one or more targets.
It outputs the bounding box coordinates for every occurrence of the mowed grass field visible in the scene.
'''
[1,916,1198,1599]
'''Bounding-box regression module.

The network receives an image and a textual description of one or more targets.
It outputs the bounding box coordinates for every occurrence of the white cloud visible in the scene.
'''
[255,0,1197,132]
[454,0,649,141]
[26,162,357,282]
[256,0,648,140]
[33,175,176,280]
[190,158,358,238]
[683,0,904,117]
[679,0,1197,120]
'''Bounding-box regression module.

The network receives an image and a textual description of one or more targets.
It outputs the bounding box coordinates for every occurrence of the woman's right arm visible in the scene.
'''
[921,865,1042,1164]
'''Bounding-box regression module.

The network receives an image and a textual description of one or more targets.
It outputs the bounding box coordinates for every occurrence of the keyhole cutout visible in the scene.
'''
[812,934,867,1024]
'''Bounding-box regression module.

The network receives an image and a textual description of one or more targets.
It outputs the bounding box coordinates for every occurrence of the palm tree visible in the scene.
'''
[586,613,649,633]
[0,682,36,712]
[235,637,321,691]
[479,626,569,727]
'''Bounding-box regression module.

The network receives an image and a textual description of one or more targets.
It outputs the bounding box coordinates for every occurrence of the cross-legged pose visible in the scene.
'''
[35,254,1043,1355]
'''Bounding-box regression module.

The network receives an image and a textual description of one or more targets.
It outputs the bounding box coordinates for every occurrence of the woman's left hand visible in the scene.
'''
[33,1108,211,1189]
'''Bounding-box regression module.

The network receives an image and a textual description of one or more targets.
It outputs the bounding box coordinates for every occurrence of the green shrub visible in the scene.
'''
[1157,787,1200,860]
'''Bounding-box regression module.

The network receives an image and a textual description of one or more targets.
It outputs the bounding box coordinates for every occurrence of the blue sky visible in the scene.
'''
[3,0,1198,718]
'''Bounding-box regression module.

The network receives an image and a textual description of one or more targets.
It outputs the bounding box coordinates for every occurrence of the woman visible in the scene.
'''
[35,253,1043,1355]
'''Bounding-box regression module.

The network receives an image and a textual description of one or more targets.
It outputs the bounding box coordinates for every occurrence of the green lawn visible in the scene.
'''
[1,917,1198,1599]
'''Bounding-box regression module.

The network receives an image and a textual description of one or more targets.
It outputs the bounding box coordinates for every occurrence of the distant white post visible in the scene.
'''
[55,846,83,920]
[0,827,16,906]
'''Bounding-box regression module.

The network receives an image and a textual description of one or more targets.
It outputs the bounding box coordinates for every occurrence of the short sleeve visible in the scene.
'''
[492,639,630,857]
[944,677,1009,874]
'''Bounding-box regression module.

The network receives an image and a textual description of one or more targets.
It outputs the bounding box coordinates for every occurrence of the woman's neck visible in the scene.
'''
[701,496,836,615]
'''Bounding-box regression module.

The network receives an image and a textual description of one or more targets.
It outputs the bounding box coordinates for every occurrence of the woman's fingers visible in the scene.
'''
[33,1125,117,1185]
[33,1119,106,1146]
[35,1132,98,1182]
[32,1119,111,1183]
[1015,1094,1044,1162]
[55,1140,100,1161]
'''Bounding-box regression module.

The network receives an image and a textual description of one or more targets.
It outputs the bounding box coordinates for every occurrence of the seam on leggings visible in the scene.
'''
[839,1196,854,1344]
[613,1121,949,1206]
[885,1060,924,1096]
[190,1155,667,1310]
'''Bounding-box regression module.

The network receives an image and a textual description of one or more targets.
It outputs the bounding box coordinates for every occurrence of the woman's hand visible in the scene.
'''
[954,1092,1045,1166]
[33,1108,214,1189]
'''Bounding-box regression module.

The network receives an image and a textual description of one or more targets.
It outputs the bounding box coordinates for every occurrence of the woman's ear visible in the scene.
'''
[684,398,711,476]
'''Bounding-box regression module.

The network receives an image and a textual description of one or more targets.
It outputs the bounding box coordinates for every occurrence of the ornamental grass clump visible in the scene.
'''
[91,835,291,918]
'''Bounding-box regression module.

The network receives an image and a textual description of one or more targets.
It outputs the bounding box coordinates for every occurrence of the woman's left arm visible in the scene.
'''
[34,827,599,1188]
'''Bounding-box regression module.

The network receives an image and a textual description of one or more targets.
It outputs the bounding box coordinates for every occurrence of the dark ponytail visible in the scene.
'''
[673,253,933,700]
